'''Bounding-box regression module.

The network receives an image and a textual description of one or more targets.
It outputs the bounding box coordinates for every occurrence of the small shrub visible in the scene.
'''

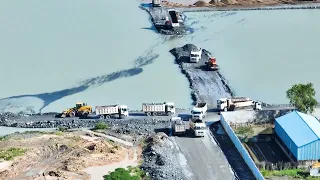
[103,166,150,180]
[57,127,68,132]
[0,135,9,141]
[0,147,26,161]
[103,168,139,180]
[95,122,108,130]
[55,131,64,136]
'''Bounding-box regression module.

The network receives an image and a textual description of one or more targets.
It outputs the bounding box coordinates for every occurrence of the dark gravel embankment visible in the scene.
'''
[170,44,233,107]
[141,133,187,180]
[140,5,188,35]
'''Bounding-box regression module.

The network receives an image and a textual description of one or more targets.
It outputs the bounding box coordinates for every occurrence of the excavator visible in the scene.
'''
[57,102,92,118]
[205,56,219,71]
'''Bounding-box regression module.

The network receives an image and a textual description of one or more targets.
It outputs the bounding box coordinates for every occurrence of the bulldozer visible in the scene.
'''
[205,57,219,71]
[59,102,92,118]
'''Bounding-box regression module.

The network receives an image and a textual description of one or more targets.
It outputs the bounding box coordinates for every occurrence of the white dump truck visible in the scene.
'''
[142,102,175,116]
[217,97,262,111]
[171,117,186,135]
[191,103,207,120]
[152,0,161,7]
[168,9,180,27]
[96,104,129,119]
[190,47,202,63]
[189,119,206,137]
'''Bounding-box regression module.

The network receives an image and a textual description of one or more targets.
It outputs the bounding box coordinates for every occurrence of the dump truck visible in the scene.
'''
[217,97,262,111]
[189,119,206,137]
[206,56,219,71]
[171,117,186,135]
[152,0,161,7]
[96,104,129,119]
[58,102,92,118]
[191,103,207,120]
[168,9,180,27]
[190,47,202,63]
[142,102,175,116]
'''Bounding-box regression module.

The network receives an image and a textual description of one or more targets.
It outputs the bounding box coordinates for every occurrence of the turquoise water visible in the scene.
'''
[0,0,192,113]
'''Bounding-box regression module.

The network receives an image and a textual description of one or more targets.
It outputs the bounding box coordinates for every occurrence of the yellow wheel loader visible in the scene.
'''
[59,102,92,118]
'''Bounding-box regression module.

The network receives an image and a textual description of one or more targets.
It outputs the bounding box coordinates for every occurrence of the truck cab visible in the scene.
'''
[119,105,129,117]
[190,119,206,137]
[165,102,175,115]
[190,48,202,63]
[217,98,228,111]
[191,107,205,120]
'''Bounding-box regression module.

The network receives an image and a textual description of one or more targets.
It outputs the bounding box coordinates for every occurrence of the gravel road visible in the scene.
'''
[174,129,235,180]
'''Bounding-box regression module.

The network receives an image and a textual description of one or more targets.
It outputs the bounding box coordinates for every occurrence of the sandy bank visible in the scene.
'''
[162,0,320,11]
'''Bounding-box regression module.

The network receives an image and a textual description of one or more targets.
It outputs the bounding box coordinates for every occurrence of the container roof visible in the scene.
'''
[275,111,320,147]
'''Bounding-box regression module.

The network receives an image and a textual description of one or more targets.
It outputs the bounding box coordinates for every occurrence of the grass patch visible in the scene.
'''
[0,135,9,141]
[0,147,26,161]
[261,169,320,179]
[103,166,149,180]
[234,126,254,137]
[94,122,109,130]
[55,131,64,136]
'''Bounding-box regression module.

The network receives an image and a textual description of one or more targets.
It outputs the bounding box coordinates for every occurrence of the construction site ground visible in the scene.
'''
[0,130,140,180]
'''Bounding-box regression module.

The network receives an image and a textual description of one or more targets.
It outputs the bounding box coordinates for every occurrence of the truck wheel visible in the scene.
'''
[146,112,151,116]
[82,111,89,117]
[106,115,111,119]
[99,115,104,119]
[152,112,157,116]
[69,111,75,117]
[166,112,172,116]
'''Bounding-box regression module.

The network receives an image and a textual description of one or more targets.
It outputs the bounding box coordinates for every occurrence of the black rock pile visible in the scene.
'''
[141,133,187,180]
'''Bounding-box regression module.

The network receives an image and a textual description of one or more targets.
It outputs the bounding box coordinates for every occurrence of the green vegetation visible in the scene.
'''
[57,127,68,132]
[0,135,9,141]
[94,122,109,130]
[0,147,26,161]
[286,83,318,114]
[234,126,254,137]
[103,166,150,180]
[55,131,64,136]
[261,169,320,180]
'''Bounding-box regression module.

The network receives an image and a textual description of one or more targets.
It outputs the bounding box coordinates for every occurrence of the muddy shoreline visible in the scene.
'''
[166,2,320,12]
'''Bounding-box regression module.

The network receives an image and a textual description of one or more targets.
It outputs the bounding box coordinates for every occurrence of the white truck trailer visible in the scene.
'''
[168,9,180,28]
[152,0,161,7]
[191,102,208,120]
[217,97,262,111]
[190,47,202,63]
[171,117,186,135]
[142,102,175,116]
[189,119,206,137]
[96,104,129,119]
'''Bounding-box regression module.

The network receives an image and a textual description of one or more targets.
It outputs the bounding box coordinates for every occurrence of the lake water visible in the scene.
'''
[181,10,320,104]
[0,0,192,113]
[0,0,320,114]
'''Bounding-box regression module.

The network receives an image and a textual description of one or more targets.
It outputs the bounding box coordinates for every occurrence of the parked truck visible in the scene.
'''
[206,56,219,71]
[217,97,262,111]
[171,117,186,135]
[171,117,205,137]
[168,9,180,28]
[191,103,208,120]
[189,119,206,137]
[96,104,129,119]
[190,47,202,63]
[152,0,161,7]
[142,102,175,116]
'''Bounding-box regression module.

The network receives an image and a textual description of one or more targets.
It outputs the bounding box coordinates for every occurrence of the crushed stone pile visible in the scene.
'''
[141,133,186,180]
